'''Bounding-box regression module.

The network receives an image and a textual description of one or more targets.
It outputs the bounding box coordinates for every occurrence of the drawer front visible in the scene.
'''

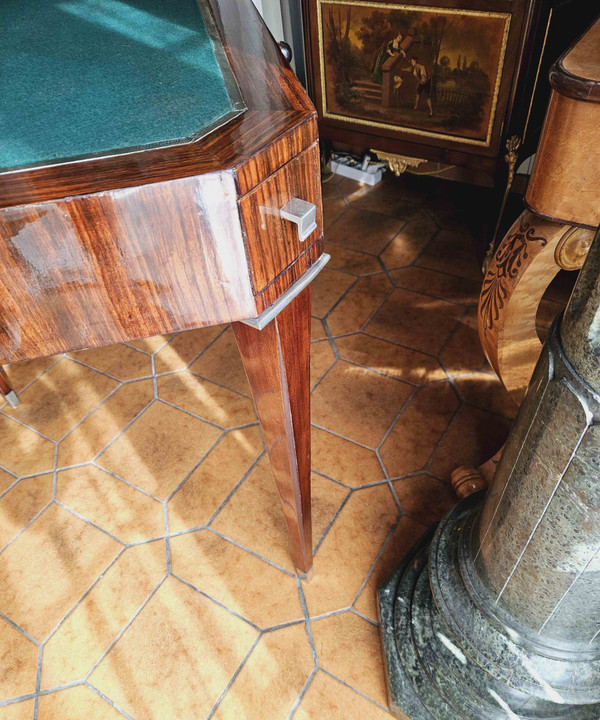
[239,142,323,293]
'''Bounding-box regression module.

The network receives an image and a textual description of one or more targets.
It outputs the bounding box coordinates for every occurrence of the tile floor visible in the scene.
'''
[0,173,564,719]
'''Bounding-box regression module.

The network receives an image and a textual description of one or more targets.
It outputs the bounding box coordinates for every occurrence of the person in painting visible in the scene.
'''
[372,31,406,84]
[407,56,433,116]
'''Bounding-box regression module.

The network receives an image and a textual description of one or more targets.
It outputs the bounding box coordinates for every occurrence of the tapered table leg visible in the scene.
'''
[0,366,19,408]
[232,286,312,577]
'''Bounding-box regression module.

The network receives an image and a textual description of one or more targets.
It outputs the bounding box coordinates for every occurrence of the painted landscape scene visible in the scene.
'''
[319,1,509,142]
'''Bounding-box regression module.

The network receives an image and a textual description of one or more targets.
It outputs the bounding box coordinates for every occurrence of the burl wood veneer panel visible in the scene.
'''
[526,91,600,228]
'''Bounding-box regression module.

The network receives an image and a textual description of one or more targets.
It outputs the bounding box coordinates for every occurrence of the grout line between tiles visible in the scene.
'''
[320,667,390,711]
[164,430,227,504]
[0,501,54,557]
[54,500,127,546]
[296,581,318,665]
[89,399,156,463]
[4,355,64,400]
[205,449,266,527]
[0,610,39,646]
[35,680,87,697]
[351,515,403,609]
[423,387,464,474]
[309,468,352,490]
[0,472,21,500]
[0,411,58,443]
[85,681,137,720]
[319,275,361,321]
[85,575,168,680]
[54,378,124,444]
[262,617,307,633]
[376,387,418,453]
[309,423,376,452]
[33,645,43,719]
[184,370,253,400]
[350,607,379,626]
[43,547,128,645]
[63,355,135,385]
[171,573,261,632]
[90,463,164,503]
[0,693,37,708]
[312,490,351,556]
[309,356,337,394]
[205,527,297,577]
[205,633,262,720]
[151,352,158,397]
[287,667,318,719]
[123,335,174,356]
[155,397,226,432]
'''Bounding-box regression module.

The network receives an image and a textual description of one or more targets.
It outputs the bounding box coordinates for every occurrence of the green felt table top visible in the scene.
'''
[0,0,244,171]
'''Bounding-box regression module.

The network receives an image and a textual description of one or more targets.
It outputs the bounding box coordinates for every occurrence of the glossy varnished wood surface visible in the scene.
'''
[0,0,323,579]
[240,142,322,293]
[478,210,592,402]
[0,0,317,209]
[256,239,324,314]
[233,287,313,575]
[0,0,325,365]
[0,173,257,364]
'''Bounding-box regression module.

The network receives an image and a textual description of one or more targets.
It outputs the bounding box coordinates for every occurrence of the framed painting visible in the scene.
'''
[315,1,511,146]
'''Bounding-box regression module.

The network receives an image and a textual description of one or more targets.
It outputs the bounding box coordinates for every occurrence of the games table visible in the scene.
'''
[0,0,326,576]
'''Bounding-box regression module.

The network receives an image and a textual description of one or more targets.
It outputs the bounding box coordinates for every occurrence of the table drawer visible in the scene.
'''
[239,142,322,293]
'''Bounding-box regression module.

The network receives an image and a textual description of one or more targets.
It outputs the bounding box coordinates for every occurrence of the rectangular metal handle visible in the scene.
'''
[279,198,317,242]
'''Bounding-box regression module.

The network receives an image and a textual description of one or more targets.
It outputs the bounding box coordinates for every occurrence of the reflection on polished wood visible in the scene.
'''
[0,0,323,574]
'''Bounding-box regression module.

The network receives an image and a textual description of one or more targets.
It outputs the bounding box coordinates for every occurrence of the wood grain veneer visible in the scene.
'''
[0,174,257,364]
[240,142,322,293]
[526,19,600,228]
[550,16,600,102]
[0,0,325,575]
[0,0,325,365]
[233,287,313,575]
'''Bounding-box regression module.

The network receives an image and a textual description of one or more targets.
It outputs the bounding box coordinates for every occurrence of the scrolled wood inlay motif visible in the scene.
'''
[477,210,583,403]
[480,216,548,335]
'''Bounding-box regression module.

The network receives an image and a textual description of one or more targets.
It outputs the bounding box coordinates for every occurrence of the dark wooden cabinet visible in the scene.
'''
[301,0,598,187]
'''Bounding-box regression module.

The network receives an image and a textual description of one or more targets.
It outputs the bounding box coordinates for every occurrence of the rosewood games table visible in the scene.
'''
[0,0,327,576]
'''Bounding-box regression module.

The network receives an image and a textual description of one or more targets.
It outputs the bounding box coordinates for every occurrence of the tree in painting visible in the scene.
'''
[325,5,357,105]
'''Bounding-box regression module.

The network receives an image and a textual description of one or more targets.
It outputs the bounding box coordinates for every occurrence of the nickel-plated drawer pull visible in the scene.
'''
[279,198,317,242]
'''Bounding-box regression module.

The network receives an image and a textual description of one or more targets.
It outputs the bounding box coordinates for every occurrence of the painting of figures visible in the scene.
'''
[317,1,510,144]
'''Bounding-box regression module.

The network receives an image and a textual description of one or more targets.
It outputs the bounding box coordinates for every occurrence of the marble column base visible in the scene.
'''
[378,494,600,720]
